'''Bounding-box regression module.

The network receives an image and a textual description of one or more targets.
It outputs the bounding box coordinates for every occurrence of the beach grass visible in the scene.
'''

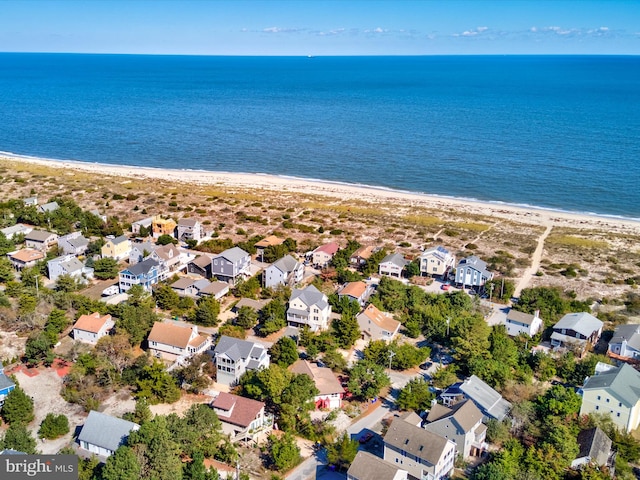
[547,234,609,249]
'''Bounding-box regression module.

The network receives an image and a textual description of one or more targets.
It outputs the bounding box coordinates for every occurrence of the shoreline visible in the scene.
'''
[2,151,640,234]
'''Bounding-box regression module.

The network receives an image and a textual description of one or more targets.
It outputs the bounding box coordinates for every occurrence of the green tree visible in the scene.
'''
[430,365,459,389]
[0,232,15,256]
[1,386,35,425]
[183,451,207,480]
[0,257,15,283]
[128,416,183,480]
[116,304,158,346]
[269,336,299,368]
[347,360,390,401]
[24,332,55,366]
[405,258,421,278]
[55,273,83,292]
[397,378,434,412]
[123,398,153,425]
[38,413,69,439]
[269,432,300,472]
[361,248,387,276]
[325,433,359,471]
[135,361,181,404]
[153,284,181,311]
[2,422,37,454]
[20,266,41,289]
[233,276,261,299]
[156,234,177,245]
[235,305,259,329]
[259,299,286,336]
[193,296,220,326]
[537,385,582,418]
[331,311,361,349]
[93,257,120,280]
[101,445,141,480]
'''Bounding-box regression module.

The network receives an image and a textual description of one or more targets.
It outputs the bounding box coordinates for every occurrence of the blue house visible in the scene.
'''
[118,258,160,293]
[0,367,16,408]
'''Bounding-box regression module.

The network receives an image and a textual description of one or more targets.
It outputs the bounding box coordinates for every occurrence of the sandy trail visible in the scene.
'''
[513,224,553,298]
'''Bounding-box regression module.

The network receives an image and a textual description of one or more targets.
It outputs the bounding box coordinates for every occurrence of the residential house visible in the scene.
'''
[118,257,160,293]
[608,324,640,362]
[47,255,93,282]
[57,231,89,256]
[198,281,230,300]
[459,375,512,421]
[147,322,211,362]
[23,195,38,206]
[129,241,156,265]
[151,216,177,238]
[550,312,603,353]
[347,451,408,480]
[170,277,212,298]
[350,245,377,268]
[290,360,343,410]
[212,336,270,387]
[0,367,16,408]
[131,216,153,235]
[210,392,273,442]
[455,256,493,289]
[264,254,304,289]
[383,417,456,480]
[149,243,188,281]
[420,246,456,278]
[7,248,44,270]
[379,253,409,278]
[505,309,543,337]
[37,201,59,214]
[286,285,331,332]
[571,427,615,470]
[311,242,339,268]
[72,312,114,344]
[90,209,107,224]
[177,218,205,242]
[232,298,268,313]
[188,254,214,279]
[211,247,251,285]
[24,229,58,252]
[423,400,487,459]
[1,223,33,240]
[78,411,140,458]
[255,235,284,261]
[438,382,465,408]
[580,363,640,433]
[101,235,131,261]
[356,304,401,343]
[337,281,372,307]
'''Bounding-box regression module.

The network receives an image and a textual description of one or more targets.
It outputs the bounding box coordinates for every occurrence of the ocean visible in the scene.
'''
[0,53,638,218]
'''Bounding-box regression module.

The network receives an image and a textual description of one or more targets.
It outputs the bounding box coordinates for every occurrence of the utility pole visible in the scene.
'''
[489,283,494,303]
[446,316,450,337]
[388,350,396,370]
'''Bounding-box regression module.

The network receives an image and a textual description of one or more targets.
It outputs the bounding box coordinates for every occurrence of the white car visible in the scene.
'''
[102,285,119,297]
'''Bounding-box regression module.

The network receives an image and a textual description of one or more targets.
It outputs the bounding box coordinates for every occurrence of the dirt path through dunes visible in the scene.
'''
[514,224,553,298]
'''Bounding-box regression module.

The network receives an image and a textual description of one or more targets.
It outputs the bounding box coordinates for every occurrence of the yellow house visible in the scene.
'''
[580,363,640,433]
[101,235,131,261]
[152,216,177,238]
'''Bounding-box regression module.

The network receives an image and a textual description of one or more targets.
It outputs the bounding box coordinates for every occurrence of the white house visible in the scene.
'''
[348,451,408,480]
[57,232,89,256]
[379,253,409,278]
[290,360,343,410]
[212,336,270,387]
[210,392,273,442]
[78,411,139,458]
[177,218,205,242]
[550,312,603,353]
[286,285,331,332]
[47,255,93,282]
[311,242,339,268]
[131,216,153,235]
[337,281,373,307]
[72,312,114,344]
[455,256,493,289]
[420,246,455,278]
[147,322,211,362]
[459,375,512,421]
[608,324,640,361]
[384,417,456,480]
[505,309,543,337]
[264,254,304,289]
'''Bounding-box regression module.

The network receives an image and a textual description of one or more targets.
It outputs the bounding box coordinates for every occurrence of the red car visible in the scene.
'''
[441,283,450,291]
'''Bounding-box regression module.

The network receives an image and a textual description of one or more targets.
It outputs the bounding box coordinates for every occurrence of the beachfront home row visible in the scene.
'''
[550,312,603,354]
[378,253,409,278]
[177,218,205,242]
[420,246,455,278]
[211,247,251,285]
[608,324,640,362]
[505,309,544,337]
[455,255,493,289]
[310,242,339,268]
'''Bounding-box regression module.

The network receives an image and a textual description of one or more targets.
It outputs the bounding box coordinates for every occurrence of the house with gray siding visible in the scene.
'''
[454,256,493,289]
[211,247,251,285]
[212,336,270,387]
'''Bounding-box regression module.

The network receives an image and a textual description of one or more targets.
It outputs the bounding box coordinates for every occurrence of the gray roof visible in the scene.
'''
[214,335,266,362]
[460,375,512,421]
[506,309,538,326]
[457,255,490,275]
[66,236,89,249]
[347,451,406,480]
[554,312,603,337]
[290,285,328,310]
[124,257,159,276]
[1,224,33,238]
[216,246,249,263]
[78,411,139,453]
[384,417,451,466]
[171,277,197,290]
[0,449,27,455]
[582,363,640,408]
[425,399,483,433]
[422,245,452,262]
[0,372,15,392]
[59,256,84,273]
[380,253,409,268]
[271,254,300,274]
[610,324,640,351]
[576,427,612,466]
[38,201,59,213]
[25,229,56,242]
[178,218,198,227]
[110,235,129,245]
[132,217,153,226]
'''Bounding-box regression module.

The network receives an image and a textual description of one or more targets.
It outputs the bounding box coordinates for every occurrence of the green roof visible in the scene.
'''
[583,363,640,408]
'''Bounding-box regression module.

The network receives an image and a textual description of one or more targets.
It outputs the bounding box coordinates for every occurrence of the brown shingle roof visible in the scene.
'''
[339,281,367,299]
[73,312,113,334]
[506,309,538,326]
[359,304,401,333]
[384,417,450,465]
[351,245,375,260]
[148,322,194,348]
[9,249,45,263]
[425,399,483,433]
[290,360,343,395]
[211,392,265,429]
[191,254,212,268]
[255,235,284,248]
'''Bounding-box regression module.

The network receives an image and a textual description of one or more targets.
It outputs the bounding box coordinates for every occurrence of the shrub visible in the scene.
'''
[38,413,69,439]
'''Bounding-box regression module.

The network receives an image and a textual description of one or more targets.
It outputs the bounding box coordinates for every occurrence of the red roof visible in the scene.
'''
[211,392,265,428]
[315,242,339,255]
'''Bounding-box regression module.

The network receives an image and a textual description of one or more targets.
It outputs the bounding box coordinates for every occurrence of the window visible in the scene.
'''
[595,406,599,410]
[606,398,610,403]
[619,402,622,407]
[597,395,601,400]
[617,413,621,417]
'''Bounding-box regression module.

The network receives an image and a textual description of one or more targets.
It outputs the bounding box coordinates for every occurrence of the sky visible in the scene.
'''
[0,0,638,55]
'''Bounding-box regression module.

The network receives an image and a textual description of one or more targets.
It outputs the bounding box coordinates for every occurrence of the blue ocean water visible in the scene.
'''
[0,53,638,218]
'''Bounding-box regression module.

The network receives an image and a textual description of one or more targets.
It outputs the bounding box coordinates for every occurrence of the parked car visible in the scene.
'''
[441,283,450,291]
[102,285,119,296]
[359,432,374,444]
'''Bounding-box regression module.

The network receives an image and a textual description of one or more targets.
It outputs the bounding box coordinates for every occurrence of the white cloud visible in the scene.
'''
[262,26,302,34]
[452,27,490,37]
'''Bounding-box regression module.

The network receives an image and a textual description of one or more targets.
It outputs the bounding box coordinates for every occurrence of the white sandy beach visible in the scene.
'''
[2,152,639,235]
